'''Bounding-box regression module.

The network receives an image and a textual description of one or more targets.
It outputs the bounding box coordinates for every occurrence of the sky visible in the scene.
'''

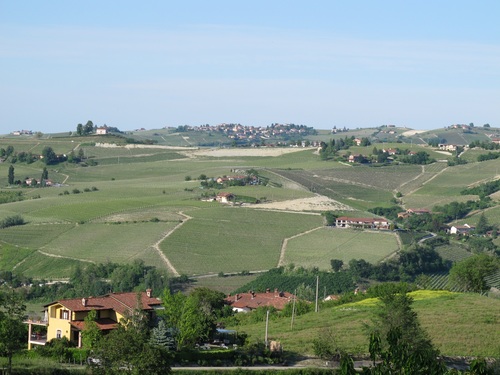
[1,1,500,133]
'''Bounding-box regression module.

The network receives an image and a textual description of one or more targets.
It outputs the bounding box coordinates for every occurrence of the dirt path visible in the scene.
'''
[151,212,192,277]
[12,250,96,271]
[400,165,449,201]
[60,173,70,184]
[278,226,323,267]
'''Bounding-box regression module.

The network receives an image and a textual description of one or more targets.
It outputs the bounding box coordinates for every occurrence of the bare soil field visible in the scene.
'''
[251,195,354,212]
[191,147,310,157]
[401,130,427,137]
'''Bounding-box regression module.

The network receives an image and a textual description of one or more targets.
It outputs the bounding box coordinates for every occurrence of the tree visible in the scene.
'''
[76,123,83,136]
[41,167,48,180]
[161,288,225,350]
[91,323,171,375]
[150,319,173,349]
[475,213,491,235]
[322,211,337,226]
[81,309,102,349]
[84,120,94,135]
[78,148,85,161]
[41,167,49,186]
[0,290,27,375]
[8,165,14,185]
[5,145,14,157]
[348,259,373,280]
[448,254,500,293]
[365,290,446,374]
[312,328,343,360]
[41,146,57,165]
[330,259,344,272]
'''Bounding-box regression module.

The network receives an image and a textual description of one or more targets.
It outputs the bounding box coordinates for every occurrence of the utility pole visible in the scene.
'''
[265,310,270,348]
[290,290,297,330]
[315,276,319,313]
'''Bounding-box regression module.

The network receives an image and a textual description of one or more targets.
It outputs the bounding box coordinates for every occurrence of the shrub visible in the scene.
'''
[0,214,25,229]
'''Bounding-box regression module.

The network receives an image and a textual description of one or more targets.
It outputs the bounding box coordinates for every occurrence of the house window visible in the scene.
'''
[56,330,62,339]
[62,310,69,320]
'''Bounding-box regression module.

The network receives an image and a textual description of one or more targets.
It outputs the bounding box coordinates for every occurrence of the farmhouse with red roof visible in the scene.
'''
[26,289,161,349]
[225,289,296,313]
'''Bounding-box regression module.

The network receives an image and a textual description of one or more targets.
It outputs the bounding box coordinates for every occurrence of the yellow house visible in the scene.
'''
[26,289,162,349]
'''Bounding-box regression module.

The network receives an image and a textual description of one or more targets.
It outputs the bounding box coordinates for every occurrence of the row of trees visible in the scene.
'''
[319,136,368,160]
[20,259,170,302]
[76,121,96,136]
[7,165,49,187]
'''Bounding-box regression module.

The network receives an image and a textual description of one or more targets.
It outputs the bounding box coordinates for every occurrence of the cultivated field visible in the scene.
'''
[1,132,500,287]
[160,207,324,275]
[282,228,399,270]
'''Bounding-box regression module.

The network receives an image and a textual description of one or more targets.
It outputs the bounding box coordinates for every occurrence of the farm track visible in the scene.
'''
[400,164,449,201]
[263,169,309,191]
[278,226,323,267]
[151,212,192,277]
[320,176,377,190]
[377,231,403,264]
[12,249,96,272]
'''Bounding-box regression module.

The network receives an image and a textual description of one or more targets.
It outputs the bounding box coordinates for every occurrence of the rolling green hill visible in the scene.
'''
[1,127,499,286]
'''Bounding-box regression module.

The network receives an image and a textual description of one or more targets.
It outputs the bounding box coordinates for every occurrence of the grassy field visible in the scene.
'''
[283,228,399,270]
[228,290,500,357]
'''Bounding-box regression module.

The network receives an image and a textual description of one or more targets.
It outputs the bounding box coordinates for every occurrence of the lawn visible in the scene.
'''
[283,228,400,270]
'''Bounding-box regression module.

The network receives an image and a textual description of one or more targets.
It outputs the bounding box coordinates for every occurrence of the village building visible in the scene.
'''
[215,192,235,203]
[96,127,108,135]
[26,290,161,349]
[225,289,295,313]
[348,154,363,163]
[382,148,398,155]
[449,224,476,235]
[335,216,390,230]
[439,144,459,152]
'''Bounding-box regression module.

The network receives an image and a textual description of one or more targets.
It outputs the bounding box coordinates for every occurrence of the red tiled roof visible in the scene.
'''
[49,292,161,316]
[336,216,388,223]
[225,291,295,311]
[70,318,118,331]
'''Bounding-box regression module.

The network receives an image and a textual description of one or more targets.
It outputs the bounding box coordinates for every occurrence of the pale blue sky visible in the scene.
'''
[1,1,500,132]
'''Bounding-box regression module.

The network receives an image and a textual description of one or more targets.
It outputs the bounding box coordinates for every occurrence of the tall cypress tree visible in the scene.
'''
[8,165,14,185]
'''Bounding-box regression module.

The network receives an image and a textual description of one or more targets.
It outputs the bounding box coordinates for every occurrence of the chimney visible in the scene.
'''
[82,298,87,307]
[235,294,239,302]
[266,288,270,293]
[274,288,279,297]
[146,289,152,298]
